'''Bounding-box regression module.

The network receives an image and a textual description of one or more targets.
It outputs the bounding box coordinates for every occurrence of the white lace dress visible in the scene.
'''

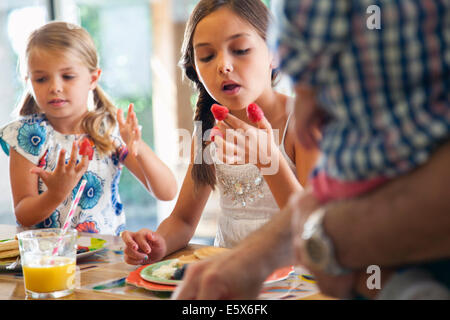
[213,112,297,248]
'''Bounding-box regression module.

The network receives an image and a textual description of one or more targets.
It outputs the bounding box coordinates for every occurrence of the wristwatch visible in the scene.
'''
[301,207,351,276]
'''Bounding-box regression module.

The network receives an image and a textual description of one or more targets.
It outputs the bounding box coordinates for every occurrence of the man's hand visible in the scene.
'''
[291,189,357,299]
[172,249,266,300]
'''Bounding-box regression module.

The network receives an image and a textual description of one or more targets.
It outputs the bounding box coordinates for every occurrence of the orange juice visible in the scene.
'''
[22,256,76,293]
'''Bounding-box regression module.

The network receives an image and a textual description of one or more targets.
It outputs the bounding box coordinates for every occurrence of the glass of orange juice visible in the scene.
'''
[17,228,77,299]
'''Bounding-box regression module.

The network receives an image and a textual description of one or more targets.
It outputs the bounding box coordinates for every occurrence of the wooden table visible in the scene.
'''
[0,224,331,300]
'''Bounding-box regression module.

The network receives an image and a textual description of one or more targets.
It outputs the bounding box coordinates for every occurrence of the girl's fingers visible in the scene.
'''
[121,231,139,251]
[134,231,153,255]
[222,112,252,131]
[234,130,247,161]
[215,125,239,145]
[55,149,66,173]
[214,135,239,164]
[76,154,90,173]
[127,104,134,125]
[67,141,78,168]
[132,109,139,127]
[257,115,272,132]
[217,119,234,134]
[135,127,141,140]
[131,114,141,139]
[123,246,148,265]
[117,108,126,126]
[30,167,49,182]
[122,231,150,264]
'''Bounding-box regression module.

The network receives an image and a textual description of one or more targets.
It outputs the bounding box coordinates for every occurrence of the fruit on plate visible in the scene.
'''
[76,245,89,254]
[246,103,264,123]
[211,104,229,121]
[79,137,94,160]
[171,264,188,280]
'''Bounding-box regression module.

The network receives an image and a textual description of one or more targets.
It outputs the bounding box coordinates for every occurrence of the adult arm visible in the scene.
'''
[325,139,450,269]
[172,193,319,299]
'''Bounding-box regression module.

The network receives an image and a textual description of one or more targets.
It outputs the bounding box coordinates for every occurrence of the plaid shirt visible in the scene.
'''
[272,0,450,181]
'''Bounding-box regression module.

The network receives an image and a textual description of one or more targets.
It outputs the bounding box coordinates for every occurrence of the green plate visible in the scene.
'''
[140,259,182,285]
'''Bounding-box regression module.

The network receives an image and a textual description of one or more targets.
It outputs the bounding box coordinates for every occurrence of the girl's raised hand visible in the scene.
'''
[212,108,278,170]
[121,229,167,265]
[117,103,141,157]
[30,141,90,202]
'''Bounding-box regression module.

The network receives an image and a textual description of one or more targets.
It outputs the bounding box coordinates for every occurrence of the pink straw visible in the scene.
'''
[52,179,87,256]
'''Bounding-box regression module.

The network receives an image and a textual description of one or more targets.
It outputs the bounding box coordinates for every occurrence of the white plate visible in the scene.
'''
[138,260,295,287]
[140,259,182,285]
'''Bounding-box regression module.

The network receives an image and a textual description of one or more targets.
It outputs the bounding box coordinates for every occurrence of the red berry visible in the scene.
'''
[246,103,264,123]
[211,104,229,121]
[79,137,94,160]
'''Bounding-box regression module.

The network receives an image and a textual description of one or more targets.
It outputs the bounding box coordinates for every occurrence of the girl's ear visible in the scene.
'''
[89,68,102,90]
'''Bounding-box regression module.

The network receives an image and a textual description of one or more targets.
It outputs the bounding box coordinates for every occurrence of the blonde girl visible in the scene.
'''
[0,22,177,235]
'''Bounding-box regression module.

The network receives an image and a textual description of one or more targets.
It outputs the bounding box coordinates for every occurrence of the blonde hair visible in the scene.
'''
[18,21,117,156]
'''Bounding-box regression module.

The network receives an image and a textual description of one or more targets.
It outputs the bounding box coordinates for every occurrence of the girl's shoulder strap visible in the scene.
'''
[281,97,295,144]
[278,97,297,173]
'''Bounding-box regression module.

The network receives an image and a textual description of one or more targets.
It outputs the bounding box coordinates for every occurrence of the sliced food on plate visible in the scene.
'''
[192,246,229,260]
[141,246,231,284]
[129,246,294,291]
[0,239,19,262]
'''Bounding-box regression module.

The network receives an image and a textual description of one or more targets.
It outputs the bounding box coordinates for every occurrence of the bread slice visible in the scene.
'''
[193,246,229,260]
[0,249,20,259]
[0,257,18,265]
[176,254,200,266]
[0,240,19,252]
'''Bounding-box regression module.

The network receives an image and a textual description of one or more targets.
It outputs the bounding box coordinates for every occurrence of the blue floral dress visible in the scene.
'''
[0,114,126,236]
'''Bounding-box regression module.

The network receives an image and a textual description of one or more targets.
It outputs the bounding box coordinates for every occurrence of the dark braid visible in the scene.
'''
[191,84,218,190]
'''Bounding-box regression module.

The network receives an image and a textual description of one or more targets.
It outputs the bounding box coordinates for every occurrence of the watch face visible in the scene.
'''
[306,238,326,265]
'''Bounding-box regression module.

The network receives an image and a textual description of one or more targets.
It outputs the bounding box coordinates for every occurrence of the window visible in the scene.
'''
[74,0,157,232]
